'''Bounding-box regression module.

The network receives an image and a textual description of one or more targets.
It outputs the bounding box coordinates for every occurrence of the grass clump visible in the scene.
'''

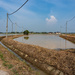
[3,61,13,69]
[12,69,19,75]
[0,52,5,61]
[0,52,13,69]
[3,61,8,67]
[8,64,13,69]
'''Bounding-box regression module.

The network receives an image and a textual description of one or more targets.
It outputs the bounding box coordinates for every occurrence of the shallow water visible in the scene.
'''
[14,34,75,49]
[0,34,20,36]
[0,34,6,36]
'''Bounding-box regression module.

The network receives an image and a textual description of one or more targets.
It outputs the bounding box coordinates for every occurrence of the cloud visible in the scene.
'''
[46,15,57,25]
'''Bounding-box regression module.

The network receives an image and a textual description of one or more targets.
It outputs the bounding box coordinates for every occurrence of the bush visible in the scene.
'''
[23,30,29,35]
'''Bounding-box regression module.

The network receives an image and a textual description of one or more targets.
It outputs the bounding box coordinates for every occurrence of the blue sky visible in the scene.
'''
[0,0,75,32]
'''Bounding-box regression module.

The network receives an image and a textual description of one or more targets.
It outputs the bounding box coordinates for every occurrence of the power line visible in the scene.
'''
[15,23,21,28]
[8,16,25,30]
[67,16,75,22]
[8,16,13,24]
[8,0,29,15]
[66,16,75,34]
[15,23,25,30]
[6,0,29,38]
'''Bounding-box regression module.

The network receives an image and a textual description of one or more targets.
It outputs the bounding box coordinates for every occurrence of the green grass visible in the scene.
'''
[8,64,13,69]
[3,61,8,67]
[3,61,13,69]
[0,52,5,61]
[0,52,13,69]
[12,69,19,75]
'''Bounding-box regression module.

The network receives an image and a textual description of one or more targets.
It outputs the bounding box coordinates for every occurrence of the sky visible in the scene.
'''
[0,0,75,33]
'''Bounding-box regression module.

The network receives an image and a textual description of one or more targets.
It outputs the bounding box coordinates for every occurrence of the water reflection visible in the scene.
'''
[24,37,29,40]
[14,34,75,49]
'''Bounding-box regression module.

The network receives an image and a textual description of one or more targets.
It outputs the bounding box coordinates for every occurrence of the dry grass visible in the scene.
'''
[60,34,75,43]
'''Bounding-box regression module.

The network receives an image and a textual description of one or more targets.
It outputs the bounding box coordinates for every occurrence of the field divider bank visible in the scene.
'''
[1,35,75,75]
[0,36,6,41]
[1,37,64,75]
[60,35,75,44]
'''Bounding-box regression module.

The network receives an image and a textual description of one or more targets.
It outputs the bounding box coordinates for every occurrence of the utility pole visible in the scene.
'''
[60,26,61,34]
[65,21,67,49]
[66,21,67,35]
[15,23,17,34]
[22,26,23,35]
[66,16,75,35]
[6,13,8,38]
[12,23,13,33]
[12,23,13,37]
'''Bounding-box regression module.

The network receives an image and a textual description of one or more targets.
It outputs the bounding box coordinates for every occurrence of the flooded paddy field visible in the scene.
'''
[0,34,20,36]
[1,34,75,75]
[14,34,75,50]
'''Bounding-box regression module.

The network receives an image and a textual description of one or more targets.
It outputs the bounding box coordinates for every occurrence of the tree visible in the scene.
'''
[23,30,29,35]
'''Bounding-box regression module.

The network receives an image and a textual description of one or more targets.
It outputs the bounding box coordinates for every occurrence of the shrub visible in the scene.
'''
[23,30,29,35]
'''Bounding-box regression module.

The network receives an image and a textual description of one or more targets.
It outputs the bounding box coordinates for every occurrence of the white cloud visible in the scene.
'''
[46,15,57,25]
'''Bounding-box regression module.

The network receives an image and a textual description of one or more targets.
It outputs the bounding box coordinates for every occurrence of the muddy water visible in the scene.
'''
[14,34,75,49]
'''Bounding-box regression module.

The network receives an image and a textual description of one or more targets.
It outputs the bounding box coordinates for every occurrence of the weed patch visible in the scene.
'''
[12,69,19,75]
[8,64,13,69]
[0,52,5,61]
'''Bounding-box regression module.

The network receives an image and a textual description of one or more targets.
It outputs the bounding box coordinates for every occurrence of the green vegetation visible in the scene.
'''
[0,52,5,61]
[23,30,29,35]
[12,69,19,75]
[8,64,13,69]
[0,51,13,69]
[3,60,13,69]
[3,61,8,67]
[24,37,29,40]
[30,32,48,34]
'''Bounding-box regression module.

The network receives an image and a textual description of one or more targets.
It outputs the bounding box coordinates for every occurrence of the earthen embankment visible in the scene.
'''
[1,35,75,75]
[0,36,6,41]
[60,35,75,44]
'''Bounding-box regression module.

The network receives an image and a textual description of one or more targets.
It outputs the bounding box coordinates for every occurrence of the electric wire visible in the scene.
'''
[67,16,75,22]
[8,16,24,32]
[15,23,21,28]
[8,0,28,15]
[15,23,24,29]
[8,16,13,24]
